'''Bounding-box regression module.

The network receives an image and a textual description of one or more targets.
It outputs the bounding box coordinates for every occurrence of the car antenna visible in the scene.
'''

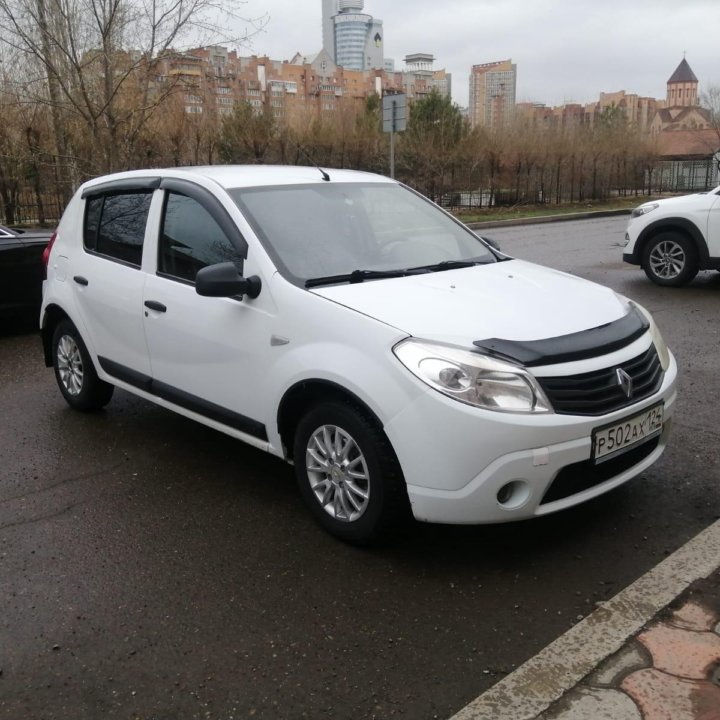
[295,142,330,181]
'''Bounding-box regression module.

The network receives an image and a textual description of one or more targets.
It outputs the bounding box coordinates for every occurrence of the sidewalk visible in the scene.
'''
[451,519,720,720]
[539,567,720,720]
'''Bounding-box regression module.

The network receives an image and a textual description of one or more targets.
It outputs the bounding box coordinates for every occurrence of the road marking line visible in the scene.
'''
[449,518,720,720]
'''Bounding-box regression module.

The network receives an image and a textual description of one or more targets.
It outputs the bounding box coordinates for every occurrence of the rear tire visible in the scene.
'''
[642,232,698,286]
[293,401,408,545]
[52,319,114,411]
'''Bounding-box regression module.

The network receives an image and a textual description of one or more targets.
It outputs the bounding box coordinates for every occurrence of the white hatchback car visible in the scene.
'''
[41,166,677,543]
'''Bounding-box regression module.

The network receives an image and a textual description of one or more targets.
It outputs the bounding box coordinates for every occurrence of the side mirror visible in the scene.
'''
[195,262,262,299]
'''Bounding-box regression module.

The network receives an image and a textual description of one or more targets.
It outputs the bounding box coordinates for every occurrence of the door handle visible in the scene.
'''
[73,275,89,286]
[144,300,167,313]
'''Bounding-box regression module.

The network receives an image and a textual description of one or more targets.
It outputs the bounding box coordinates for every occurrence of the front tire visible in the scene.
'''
[52,319,114,411]
[293,401,408,545]
[642,232,699,286]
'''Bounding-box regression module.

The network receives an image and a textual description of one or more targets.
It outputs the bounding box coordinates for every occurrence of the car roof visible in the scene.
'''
[80,165,395,192]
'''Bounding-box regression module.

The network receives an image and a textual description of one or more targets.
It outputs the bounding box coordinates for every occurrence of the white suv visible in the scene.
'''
[41,166,677,543]
[623,185,720,285]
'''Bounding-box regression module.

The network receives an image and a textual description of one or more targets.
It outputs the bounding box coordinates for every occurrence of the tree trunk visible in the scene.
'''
[35,0,73,203]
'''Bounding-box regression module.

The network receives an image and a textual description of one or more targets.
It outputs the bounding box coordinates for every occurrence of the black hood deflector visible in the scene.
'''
[473,307,649,367]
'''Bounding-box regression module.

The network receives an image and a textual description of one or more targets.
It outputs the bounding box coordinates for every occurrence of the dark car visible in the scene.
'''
[0,224,54,322]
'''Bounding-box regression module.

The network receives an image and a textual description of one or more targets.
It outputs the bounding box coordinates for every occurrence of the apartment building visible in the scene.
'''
[468,59,517,128]
[156,47,363,123]
[505,57,712,137]
[155,46,451,126]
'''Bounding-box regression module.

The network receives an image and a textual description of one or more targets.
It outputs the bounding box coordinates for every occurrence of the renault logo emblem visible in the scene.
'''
[616,368,633,398]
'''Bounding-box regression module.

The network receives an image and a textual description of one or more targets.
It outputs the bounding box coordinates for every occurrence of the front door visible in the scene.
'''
[142,189,274,442]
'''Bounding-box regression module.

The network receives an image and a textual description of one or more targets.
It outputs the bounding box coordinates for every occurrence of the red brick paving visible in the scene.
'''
[619,595,720,720]
[535,567,720,720]
[622,668,720,720]
[636,622,720,679]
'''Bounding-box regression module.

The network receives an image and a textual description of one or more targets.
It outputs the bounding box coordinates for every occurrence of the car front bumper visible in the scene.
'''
[622,229,643,264]
[384,350,678,525]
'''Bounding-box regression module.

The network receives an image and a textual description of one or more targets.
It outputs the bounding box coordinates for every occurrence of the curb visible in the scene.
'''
[466,208,631,231]
[449,518,720,720]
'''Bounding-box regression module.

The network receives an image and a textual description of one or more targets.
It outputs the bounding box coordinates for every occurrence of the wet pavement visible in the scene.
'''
[1,216,719,719]
[451,519,720,720]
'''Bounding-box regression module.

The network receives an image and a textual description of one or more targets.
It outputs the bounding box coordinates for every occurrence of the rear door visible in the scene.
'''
[69,183,157,380]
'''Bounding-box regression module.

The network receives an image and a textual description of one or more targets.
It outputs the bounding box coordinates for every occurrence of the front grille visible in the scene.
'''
[541,437,659,505]
[537,346,663,416]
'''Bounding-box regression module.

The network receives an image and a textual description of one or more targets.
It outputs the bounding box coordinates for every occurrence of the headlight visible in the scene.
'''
[630,301,671,371]
[393,339,552,413]
[630,203,658,218]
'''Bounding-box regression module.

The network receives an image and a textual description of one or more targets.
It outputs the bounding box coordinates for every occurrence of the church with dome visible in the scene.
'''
[650,57,713,135]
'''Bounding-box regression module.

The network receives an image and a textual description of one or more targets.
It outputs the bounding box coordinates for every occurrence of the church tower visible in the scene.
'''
[666,57,698,108]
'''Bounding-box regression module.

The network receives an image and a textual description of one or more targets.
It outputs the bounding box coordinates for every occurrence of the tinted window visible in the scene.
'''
[86,192,152,266]
[159,192,242,282]
[83,196,103,250]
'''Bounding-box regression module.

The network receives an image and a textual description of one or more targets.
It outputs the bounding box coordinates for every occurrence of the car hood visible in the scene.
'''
[652,192,717,210]
[311,259,629,346]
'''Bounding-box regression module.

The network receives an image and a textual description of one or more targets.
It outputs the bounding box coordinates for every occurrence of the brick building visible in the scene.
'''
[513,57,712,138]
[154,45,451,127]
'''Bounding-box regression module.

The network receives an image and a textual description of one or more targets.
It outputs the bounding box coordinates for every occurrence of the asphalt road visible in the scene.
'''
[1,216,718,720]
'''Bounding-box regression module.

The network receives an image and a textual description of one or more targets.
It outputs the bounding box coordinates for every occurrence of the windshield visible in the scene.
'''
[230,182,497,285]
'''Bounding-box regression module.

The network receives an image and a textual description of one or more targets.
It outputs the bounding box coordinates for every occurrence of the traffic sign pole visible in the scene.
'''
[390,129,395,179]
[382,93,406,180]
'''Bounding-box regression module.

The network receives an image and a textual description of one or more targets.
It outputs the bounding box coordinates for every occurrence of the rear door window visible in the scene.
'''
[84,192,152,267]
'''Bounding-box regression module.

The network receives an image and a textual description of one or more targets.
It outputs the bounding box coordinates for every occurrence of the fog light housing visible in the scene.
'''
[496,480,531,509]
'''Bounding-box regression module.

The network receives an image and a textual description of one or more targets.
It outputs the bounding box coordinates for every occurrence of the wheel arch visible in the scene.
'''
[277,379,389,463]
[636,218,710,268]
[40,303,72,367]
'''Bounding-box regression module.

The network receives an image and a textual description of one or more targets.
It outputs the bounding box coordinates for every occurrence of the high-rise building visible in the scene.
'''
[401,54,451,99]
[321,0,338,59]
[468,59,517,128]
[321,0,385,71]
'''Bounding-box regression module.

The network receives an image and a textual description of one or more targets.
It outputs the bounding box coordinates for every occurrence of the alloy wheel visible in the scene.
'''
[649,239,685,280]
[305,424,370,522]
[56,334,84,396]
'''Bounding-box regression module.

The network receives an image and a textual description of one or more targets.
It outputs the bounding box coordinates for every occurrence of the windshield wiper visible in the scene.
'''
[305,258,497,288]
[405,258,492,273]
[305,268,425,288]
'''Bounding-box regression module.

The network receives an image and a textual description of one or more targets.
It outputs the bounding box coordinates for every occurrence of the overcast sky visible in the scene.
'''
[235,0,719,108]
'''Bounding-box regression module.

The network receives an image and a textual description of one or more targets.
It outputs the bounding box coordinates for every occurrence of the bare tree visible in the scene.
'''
[700,86,720,173]
[219,100,276,164]
[399,89,467,201]
[0,0,266,181]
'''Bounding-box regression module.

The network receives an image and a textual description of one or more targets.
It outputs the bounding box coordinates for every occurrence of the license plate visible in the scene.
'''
[592,403,664,464]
